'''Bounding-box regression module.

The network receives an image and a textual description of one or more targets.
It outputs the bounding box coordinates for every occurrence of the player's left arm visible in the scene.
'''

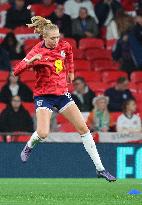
[65,43,74,83]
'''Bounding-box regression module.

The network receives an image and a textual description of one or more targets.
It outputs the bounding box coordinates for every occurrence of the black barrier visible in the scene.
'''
[0,143,141,178]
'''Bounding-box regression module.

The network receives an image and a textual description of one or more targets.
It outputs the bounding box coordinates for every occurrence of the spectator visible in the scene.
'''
[116,99,142,133]
[0,45,11,71]
[0,72,33,104]
[0,95,33,132]
[5,0,31,29]
[72,7,99,41]
[112,34,135,77]
[1,32,25,60]
[105,77,134,112]
[64,0,98,22]
[95,0,122,28]
[87,95,111,132]
[72,77,95,112]
[106,9,134,40]
[49,4,72,37]
[30,0,56,17]
[133,11,142,44]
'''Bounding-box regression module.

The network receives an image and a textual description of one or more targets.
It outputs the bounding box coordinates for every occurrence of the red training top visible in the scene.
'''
[14,40,74,96]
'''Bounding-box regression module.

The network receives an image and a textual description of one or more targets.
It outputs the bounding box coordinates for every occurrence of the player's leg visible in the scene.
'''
[21,109,52,162]
[60,103,116,182]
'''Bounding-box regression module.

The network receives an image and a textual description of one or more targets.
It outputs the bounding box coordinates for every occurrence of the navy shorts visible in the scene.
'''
[34,92,75,113]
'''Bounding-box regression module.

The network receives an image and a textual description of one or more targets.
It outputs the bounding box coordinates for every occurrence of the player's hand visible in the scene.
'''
[27,54,42,64]
[67,72,74,84]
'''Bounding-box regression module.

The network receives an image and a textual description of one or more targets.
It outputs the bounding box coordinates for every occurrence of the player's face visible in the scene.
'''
[44,29,60,48]
[127,101,137,113]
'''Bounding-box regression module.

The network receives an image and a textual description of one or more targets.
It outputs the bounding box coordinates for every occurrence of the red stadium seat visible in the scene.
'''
[63,38,77,49]
[59,122,76,132]
[14,135,30,142]
[110,112,121,127]
[75,71,101,82]
[0,27,11,42]
[131,71,142,84]
[73,48,85,59]
[24,81,35,91]
[10,60,21,67]
[92,60,120,71]
[87,82,108,94]
[0,81,6,90]
[85,49,112,61]
[22,102,35,116]
[128,82,137,94]
[0,71,9,81]
[0,103,6,112]
[20,71,35,82]
[106,39,117,50]
[102,71,128,83]
[79,38,104,50]
[56,114,67,124]
[74,59,91,71]
[14,26,37,42]
[30,3,56,17]
[24,39,40,54]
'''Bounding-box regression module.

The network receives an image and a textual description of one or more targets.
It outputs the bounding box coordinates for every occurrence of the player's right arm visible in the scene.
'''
[14,42,42,76]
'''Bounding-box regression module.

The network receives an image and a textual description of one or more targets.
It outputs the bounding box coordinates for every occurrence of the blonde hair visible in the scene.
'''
[27,16,59,36]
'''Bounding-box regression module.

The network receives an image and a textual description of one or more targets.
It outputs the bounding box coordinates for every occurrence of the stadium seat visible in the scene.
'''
[92,60,120,71]
[30,3,56,17]
[22,102,35,116]
[0,102,6,112]
[0,27,11,43]
[79,38,104,50]
[75,71,101,82]
[74,59,91,71]
[56,114,67,124]
[0,71,9,81]
[106,39,117,50]
[73,48,85,59]
[85,49,112,61]
[110,112,121,127]
[128,82,137,94]
[10,60,21,67]
[102,71,128,83]
[14,135,30,142]
[14,26,37,42]
[87,82,108,94]
[24,81,35,91]
[0,81,6,90]
[24,39,40,54]
[59,122,76,132]
[131,71,142,84]
[63,38,77,49]
[20,71,35,82]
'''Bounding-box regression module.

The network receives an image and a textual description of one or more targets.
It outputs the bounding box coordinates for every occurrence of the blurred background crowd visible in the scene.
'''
[0,0,142,142]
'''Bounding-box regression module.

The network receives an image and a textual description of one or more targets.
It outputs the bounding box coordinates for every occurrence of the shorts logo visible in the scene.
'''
[37,100,43,106]
[65,92,72,100]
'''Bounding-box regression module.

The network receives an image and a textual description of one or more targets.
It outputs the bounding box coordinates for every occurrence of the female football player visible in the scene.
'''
[14,16,116,182]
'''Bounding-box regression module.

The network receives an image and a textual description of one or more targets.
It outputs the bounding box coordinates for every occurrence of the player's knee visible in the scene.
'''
[37,129,49,139]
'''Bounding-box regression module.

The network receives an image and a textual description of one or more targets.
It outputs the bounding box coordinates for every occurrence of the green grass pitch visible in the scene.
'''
[0,179,142,205]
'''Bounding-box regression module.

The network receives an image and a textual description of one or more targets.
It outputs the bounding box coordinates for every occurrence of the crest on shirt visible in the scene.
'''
[61,50,66,58]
